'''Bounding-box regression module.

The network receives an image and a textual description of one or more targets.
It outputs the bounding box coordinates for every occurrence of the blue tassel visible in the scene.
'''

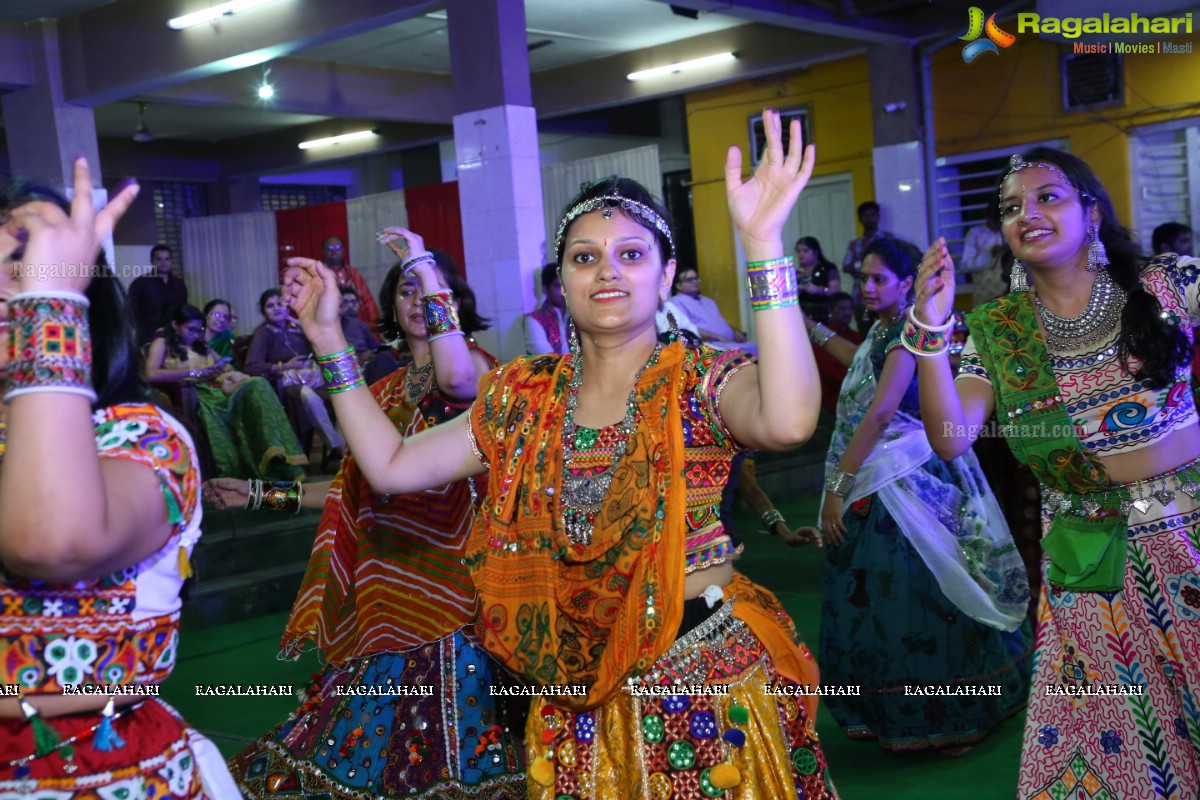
[92,700,125,752]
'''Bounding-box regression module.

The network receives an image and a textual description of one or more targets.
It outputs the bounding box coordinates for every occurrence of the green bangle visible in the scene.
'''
[314,346,353,364]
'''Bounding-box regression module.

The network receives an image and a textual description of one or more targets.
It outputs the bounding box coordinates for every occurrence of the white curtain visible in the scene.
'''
[181,212,278,337]
[346,190,409,309]
[541,145,662,252]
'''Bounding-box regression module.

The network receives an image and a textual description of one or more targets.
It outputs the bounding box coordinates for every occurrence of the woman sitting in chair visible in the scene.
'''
[146,303,307,481]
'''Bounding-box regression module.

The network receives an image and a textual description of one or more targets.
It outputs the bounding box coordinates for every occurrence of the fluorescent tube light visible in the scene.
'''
[298,131,378,150]
[168,0,281,30]
[627,52,735,81]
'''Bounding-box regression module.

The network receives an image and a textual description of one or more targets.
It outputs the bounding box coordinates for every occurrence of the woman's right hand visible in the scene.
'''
[202,477,249,510]
[914,237,957,326]
[283,258,347,354]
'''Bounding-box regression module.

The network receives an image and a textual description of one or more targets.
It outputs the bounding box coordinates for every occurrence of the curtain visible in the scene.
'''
[181,212,278,338]
[540,145,662,252]
[275,201,348,280]
[346,189,408,311]
[406,182,466,277]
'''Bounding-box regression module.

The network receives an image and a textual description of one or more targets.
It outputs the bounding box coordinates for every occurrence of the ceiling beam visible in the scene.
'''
[0,20,33,89]
[653,0,923,43]
[56,0,441,106]
[142,58,455,125]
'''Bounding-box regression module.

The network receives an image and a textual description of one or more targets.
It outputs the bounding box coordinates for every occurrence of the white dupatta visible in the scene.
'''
[819,324,1029,632]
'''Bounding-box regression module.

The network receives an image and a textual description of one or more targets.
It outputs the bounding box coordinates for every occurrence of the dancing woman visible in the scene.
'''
[807,237,1031,753]
[281,110,835,800]
[209,240,526,800]
[911,148,1200,797]
[0,166,239,797]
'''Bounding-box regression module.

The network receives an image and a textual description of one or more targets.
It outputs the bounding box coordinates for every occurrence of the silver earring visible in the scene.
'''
[1010,258,1029,293]
[1086,222,1109,272]
[568,317,580,355]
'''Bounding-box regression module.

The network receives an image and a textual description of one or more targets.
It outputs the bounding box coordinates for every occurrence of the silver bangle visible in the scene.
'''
[809,323,835,347]
[400,252,436,275]
[761,508,786,531]
[825,466,855,497]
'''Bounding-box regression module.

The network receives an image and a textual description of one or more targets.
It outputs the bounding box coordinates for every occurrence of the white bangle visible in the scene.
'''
[8,289,90,307]
[908,307,954,332]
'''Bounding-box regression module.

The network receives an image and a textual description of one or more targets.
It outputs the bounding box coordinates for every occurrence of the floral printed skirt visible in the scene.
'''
[229,631,527,799]
[1019,495,1200,800]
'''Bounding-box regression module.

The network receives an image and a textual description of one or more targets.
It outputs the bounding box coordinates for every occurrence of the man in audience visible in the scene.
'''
[1152,221,1194,257]
[842,201,892,331]
[960,213,1008,305]
[322,235,380,327]
[669,266,750,350]
[339,286,380,359]
[815,291,862,415]
[128,244,189,344]
[524,263,569,355]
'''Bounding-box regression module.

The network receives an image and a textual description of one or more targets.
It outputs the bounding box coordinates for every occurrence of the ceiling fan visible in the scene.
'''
[132,102,154,143]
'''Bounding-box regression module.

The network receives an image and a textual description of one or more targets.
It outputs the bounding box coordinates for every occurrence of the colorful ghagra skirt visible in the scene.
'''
[1019,480,1200,800]
[229,630,527,800]
[525,599,838,800]
[0,698,239,799]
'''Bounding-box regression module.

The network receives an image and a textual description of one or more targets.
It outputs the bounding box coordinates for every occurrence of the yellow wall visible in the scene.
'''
[932,31,1200,226]
[685,56,874,323]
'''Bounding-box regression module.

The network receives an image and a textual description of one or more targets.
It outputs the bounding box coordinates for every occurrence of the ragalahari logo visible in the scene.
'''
[961,7,1017,62]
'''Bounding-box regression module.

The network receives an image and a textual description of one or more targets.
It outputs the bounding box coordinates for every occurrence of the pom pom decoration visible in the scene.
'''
[710,763,741,789]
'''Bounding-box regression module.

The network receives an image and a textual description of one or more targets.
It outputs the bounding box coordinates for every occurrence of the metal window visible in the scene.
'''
[259,184,347,211]
[151,180,209,275]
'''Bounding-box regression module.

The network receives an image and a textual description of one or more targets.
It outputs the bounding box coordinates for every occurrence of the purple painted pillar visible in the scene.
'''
[446,0,544,361]
[2,21,102,192]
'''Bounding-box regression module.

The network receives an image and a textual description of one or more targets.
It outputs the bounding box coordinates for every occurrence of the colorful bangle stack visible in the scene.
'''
[809,323,836,348]
[246,478,304,513]
[315,346,365,394]
[746,256,799,312]
[900,308,954,358]
[4,291,97,403]
[400,252,437,276]
[423,290,464,342]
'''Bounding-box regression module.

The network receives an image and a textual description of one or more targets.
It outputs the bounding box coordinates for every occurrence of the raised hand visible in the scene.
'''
[725,110,816,252]
[283,257,346,354]
[914,238,957,326]
[377,226,426,260]
[8,158,139,295]
[202,477,248,510]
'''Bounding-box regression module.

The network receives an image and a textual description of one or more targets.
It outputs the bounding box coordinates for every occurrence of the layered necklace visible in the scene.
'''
[1034,268,1126,351]
[405,360,435,403]
[560,342,662,547]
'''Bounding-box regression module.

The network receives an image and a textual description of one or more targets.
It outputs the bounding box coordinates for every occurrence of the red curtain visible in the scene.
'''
[405,182,466,278]
[275,201,348,280]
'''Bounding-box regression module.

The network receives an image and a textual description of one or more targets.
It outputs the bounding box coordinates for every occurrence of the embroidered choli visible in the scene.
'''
[0,404,201,693]
[957,256,1200,457]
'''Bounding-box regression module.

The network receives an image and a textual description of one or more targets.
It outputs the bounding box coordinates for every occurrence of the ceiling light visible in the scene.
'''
[627,52,736,81]
[168,0,282,30]
[258,83,274,99]
[298,130,377,150]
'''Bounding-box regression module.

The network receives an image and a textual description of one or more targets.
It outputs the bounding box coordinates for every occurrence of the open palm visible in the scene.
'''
[725,110,816,248]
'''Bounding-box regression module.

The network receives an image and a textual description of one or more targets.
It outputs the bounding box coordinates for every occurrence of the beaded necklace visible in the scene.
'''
[560,342,662,546]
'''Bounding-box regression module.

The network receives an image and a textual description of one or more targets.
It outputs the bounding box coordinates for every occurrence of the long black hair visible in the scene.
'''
[162,304,208,361]
[377,249,490,342]
[1007,147,1189,388]
[796,236,836,272]
[863,237,920,306]
[555,176,674,265]
[0,181,149,409]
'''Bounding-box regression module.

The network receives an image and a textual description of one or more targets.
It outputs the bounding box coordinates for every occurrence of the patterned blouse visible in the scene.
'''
[0,404,201,692]
[957,256,1200,457]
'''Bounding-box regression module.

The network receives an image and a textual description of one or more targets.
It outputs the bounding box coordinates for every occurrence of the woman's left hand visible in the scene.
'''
[725,109,816,250]
[7,158,139,295]
[820,492,846,547]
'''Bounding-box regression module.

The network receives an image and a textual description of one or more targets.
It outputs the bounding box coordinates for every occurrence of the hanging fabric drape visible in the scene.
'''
[345,190,409,311]
[275,201,349,280]
[541,145,662,250]
[181,212,278,338]
[405,182,466,277]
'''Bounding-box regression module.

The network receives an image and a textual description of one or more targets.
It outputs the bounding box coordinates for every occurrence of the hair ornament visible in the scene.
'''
[999,154,1091,209]
[554,195,676,260]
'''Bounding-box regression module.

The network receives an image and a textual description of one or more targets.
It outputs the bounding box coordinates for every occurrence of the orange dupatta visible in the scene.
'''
[465,344,688,711]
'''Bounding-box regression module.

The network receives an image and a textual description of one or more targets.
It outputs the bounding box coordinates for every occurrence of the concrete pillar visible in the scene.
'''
[867,43,929,248]
[2,20,101,191]
[446,0,544,361]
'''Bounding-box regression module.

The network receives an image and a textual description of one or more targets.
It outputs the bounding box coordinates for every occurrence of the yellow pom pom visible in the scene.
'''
[529,756,555,787]
[178,546,193,579]
[710,763,741,789]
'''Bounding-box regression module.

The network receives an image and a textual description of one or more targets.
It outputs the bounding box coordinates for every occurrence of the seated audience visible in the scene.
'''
[1153,220,1194,256]
[339,286,381,358]
[795,235,841,321]
[145,304,307,481]
[525,262,570,355]
[669,266,750,349]
[204,298,236,360]
[815,291,863,415]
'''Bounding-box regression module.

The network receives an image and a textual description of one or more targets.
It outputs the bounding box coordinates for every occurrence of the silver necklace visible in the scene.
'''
[560,342,662,546]
[1034,269,1126,351]
[405,360,434,403]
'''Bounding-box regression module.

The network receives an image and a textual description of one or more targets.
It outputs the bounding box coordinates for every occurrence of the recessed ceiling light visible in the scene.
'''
[627,52,736,81]
[258,84,274,100]
[298,131,377,150]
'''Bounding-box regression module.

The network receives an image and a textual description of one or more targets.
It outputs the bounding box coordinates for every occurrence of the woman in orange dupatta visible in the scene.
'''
[282,111,837,800]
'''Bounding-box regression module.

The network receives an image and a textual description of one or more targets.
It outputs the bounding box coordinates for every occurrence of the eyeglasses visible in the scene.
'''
[325,244,344,251]
[678,276,700,283]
